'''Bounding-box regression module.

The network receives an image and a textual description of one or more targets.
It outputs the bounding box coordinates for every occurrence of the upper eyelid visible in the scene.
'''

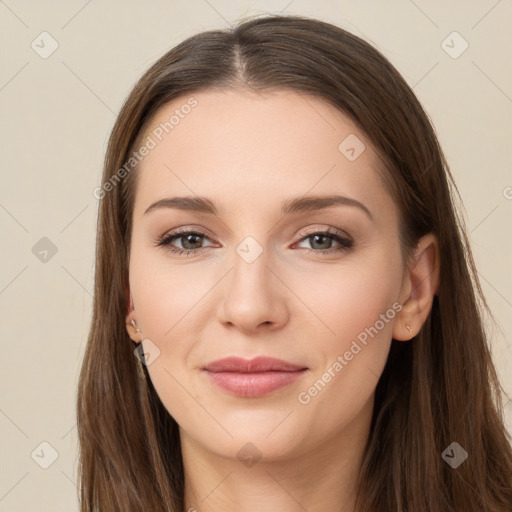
[296,226,350,239]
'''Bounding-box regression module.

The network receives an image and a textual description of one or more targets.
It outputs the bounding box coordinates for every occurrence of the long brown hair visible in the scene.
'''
[77,14,512,511]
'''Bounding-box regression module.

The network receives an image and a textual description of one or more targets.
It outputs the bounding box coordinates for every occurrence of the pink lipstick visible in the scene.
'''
[202,356,308,398]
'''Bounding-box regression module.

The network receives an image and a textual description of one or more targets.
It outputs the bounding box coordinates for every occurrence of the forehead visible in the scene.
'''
[132,88,393,220]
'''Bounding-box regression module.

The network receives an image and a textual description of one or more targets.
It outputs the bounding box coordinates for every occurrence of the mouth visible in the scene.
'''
[201,356,309,398]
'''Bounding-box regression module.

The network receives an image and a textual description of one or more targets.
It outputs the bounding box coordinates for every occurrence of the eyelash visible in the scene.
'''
[155,226,353,257]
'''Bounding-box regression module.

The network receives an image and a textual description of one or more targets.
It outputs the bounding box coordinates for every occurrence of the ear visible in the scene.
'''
[125,286,142,343]
[393,233,440,341]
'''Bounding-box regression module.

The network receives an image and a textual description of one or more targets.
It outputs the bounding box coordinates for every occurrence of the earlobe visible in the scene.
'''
[393,321,416,341]
[393,233,440,341]
[126,319,142,344]
[125,288,142,343]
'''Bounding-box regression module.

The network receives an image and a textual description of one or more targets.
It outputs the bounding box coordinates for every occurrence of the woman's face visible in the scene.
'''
[126,88,408,462]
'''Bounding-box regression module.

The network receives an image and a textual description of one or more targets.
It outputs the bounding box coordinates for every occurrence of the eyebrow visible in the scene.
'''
[144,194,373,220]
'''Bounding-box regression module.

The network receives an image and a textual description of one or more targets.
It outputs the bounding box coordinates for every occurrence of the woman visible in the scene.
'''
[77,14,512,511]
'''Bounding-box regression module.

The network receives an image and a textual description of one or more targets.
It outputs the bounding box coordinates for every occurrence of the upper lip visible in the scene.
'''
[202,356,308,373]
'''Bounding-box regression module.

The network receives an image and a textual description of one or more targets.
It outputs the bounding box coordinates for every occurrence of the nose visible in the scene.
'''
[217,246,290,334]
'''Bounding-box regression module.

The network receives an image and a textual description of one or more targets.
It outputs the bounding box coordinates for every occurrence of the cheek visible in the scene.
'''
[128,245,208,343]
[292,248,402,350]
[129,255,209,425]
[292,252,402,434]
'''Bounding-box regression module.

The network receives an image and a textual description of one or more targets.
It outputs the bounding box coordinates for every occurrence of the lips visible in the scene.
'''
[202,356,308,397]
[203,356,307,373]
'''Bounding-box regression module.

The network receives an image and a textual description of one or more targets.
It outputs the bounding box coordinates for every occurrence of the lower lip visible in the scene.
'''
[203,369,308,397]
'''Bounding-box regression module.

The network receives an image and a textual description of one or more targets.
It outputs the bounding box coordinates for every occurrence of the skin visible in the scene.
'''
[125,88,440,511]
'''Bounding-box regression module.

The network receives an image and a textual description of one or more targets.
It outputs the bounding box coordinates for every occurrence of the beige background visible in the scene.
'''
[1,1,511,510]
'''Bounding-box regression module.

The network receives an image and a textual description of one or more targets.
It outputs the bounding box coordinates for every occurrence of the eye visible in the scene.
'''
[155,229,216,256]
[294,227,353,255]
